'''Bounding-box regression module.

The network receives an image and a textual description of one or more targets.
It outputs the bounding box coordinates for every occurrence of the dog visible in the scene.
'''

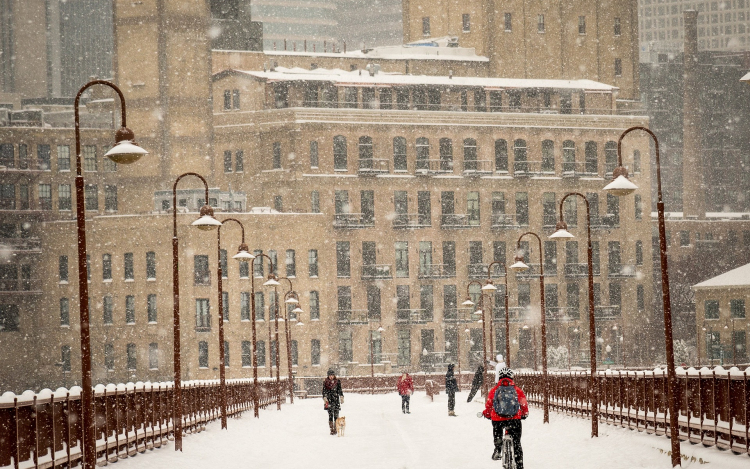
[335,416,346,437]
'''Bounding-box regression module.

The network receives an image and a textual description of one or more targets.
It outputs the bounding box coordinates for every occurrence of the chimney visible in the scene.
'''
[682,10,705,219]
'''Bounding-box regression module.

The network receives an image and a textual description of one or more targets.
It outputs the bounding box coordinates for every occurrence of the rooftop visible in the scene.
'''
[693,262,750,289]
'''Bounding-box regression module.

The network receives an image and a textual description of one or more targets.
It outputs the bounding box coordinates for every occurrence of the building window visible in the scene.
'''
[194,255,210,285]
[336,241,350,277]
[103,296,113,324]
[127,343,137,370]
[311,191,320,213]
[731,299,746,318]
[84,184,98,211]
[422,17,430,36]
[311,339,321,365]
[59,256,69,282]
[235,150,244,172]
[196,298,210,331]
[308,249,318,277]
[274,196,283,212]
[538,14,545,33]
[635,241,643,266]
[579,16,586,34]
[516,192,529,226]
[705,300,719,319]
[125,295,136,324]
[614,58,622,77]
[224,150,232,172]
[149,343,159,370]
[398,329,411,366]
[495,139,508,172]
[224,90,231,110]
[504,13,512,32]
[634,195,643,220]
[255,292,265,321]
[145,251,156,280]
[83,145,97,172]
[198,341,209,368]
[310,141,319,168]
[61,345,72,372]
[60,298,69,326]
[0,305,19,332]
[272,141,281,169]
[393,137,407,171]
[241,341,252,367]
[38,184,52,210]
[310,291,320,320]
[543,193,556,227]
[462,13,470,32]
[285,249,296,277]
[104,185,117,212]
[239,292,250,321]
[395,241,409,278]
[468,191,480,225]
[239,259,249,278]
[104,344,114,371]
[57,145,70,171]
[333,136,347,170]
[102,254,112,281]
[224,340,230,367]
[633,150,641,173]
[232,89,240,110]
[614,17,621,36]
[57,184,72,211]
[636,285,645,311]
[138,292,155,324]
[541,140,554,173]
[124,252,134,280]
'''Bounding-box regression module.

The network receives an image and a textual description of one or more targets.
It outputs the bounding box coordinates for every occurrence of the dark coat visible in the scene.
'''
[471,365,485,387]
[445,366,459,394]
[322,377,344,410]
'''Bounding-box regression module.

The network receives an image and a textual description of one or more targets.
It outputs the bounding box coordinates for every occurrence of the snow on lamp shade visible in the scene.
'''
[192,205,222,231]
[481,282,497,291]
[549,221,575,239]
[263,276,281,287]
[104,140,148,165]
[285,296,299,304]
[603,174,638,196]
[510,258,529,271]
[461,298,475,306]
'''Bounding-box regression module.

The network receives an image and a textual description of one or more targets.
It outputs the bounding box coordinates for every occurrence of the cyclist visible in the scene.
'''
[482,367,528,466]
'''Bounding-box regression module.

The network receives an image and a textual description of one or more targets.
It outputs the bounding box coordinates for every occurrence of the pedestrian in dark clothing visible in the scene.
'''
[322,369,344,435]
[482,367,528,467]
[397,372,414,413]
[445,363,459,416]
[466,364,485,402]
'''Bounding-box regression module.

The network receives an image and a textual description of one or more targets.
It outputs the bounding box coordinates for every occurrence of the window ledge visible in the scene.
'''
[148,321,157,325]
[125,279,134,283]
[103,279,112,283]
[309,275,318,279]
[126,322,136,326]
[59,280,69,285]
[149,368,158,371]
[60,324,70,328]
[147,278,156,282]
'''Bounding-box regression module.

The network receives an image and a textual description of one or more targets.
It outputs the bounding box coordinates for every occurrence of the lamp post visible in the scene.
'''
[276,276,303,404]
[510,232,549,424]
[463,280,488,395]
[370,325,385,394]
[250,253,275,417]
[216,218,254,429]
[262,274,283,409]
[73,80,148,469]
[172,173,222,451]
[486,261,510,368]
[604,126,681,467]
[549,191,598,436]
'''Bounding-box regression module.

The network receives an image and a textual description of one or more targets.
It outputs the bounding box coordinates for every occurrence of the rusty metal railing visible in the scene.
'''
[515,368,749,455]
[0,378,286,468]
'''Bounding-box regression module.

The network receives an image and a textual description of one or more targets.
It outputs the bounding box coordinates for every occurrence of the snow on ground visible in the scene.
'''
[117,392,748,469]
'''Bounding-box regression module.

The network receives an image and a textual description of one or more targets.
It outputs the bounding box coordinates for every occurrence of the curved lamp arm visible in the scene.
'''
[172,173,211,237]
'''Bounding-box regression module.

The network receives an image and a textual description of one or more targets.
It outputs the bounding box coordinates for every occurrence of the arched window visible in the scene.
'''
[495,139,508,172]
[416,137,429,171]
[358,136,373,169]
[333,136,347,170]
[541,140,554,173]
[393,137,407,171]
[463,138,477,171]
[439,138,453,172]
[562,140,576,174]
[513,139,527,173]
[604,141,617,175]
[584,141,598,175]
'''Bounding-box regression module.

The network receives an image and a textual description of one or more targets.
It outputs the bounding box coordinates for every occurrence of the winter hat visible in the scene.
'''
[497,367,514,379]
[497,354,504,363]
[447,364,455,371]
[327,369,336,377]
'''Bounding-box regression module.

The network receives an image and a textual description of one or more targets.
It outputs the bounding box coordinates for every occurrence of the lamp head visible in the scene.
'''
[377,326,385,332]
[481,281,497,291]
[263,274,281,287]
[549,220,575,239]
[741,71,750,84]
[104,126,148,164]
[285,296,300,304]
[192,205,222,231]
[292,306,304,314]
[461,297,475,307]
[232,242,255,261]
[603,167,638,196]
[510,256,529,272]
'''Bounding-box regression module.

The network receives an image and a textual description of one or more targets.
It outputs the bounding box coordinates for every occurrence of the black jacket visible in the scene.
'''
[471,365,485,387]
[322,378,344,410]
[445,368,459,393]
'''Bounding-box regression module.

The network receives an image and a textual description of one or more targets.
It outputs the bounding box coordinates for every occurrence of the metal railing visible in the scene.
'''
[392,213,431,229]
[594,305,621,319]
[508,306,530,322]
[415,159,453,175]
[0,157,51,171]
[561,161,598,178]
[515,369,750,456]
[0,238,42,253]
[361,264,393,280]
[440,213,478,229]
[333,213,374,229]
[337,309,372,324]
[417,264,454,279]
[564,263,601,277]
[546,307,580,321]
[395,308,431,324]
[0,379,285,468]
[357,158,390,175]
[513,263,541,278]
[512,160,555,177]
[590,215,619,230]
[608,264,638,278]
[462,159,494,175]
[491,214,520,229]
[0,278,41,293]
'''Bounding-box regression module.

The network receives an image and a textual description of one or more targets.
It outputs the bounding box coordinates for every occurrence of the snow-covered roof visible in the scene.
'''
[693,262,750,289]
[219,67,618,92]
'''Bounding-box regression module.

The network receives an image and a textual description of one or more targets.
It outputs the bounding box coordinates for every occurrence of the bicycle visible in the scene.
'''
[476,413,517,468]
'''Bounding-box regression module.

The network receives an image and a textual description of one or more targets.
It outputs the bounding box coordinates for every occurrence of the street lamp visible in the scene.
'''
[249,253,275,417]
[263,274,283,409]
[369,325,385,394]
[464,280,488,395]
[510,232,549,424]
[486,261,510,368]
[171,173,221,451]
[277,276,302,404]
[481,280,498,360]
[216,218,254,429]
[549,191,599,437]
[605,126,680,468]
[73,80,148,469]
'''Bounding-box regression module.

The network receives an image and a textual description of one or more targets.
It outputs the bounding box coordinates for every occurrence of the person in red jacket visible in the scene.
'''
[397,372,414,413]
[482,367,528,467]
